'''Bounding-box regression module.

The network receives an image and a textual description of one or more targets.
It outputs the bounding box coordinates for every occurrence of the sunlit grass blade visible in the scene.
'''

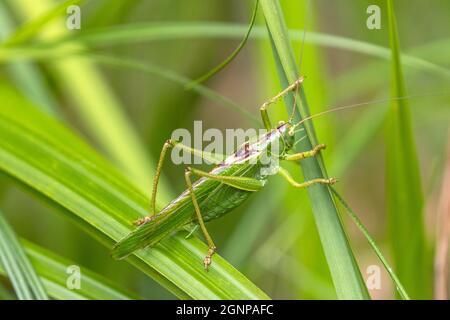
[11,240,139,300]
[7,0,172,202]
[0,83,269,300]
[330,187,410,300]
[280,0,336,299]
[385,0,430,299]
[0,2,58,115]
[187,0,259,87]
[0,210,48,300]
[2,0,84,46]
[24,22,449,79]
[260,0,369,299]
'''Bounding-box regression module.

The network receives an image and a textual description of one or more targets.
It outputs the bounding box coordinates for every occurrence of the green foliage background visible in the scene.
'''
[0,0,449,299]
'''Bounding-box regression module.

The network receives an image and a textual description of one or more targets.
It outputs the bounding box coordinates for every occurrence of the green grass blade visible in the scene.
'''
[0,2,58,115]
[27,22,449,79]
[0,83,269,300]
[330,187,410,300]
[0,282,14,300]
[0,210,48,300]
[260,0,369,299]
[7,0,172,202]
[15,240,138,300]
[385,0,430,298]
[187,0,259,87]
[3,0,84,46]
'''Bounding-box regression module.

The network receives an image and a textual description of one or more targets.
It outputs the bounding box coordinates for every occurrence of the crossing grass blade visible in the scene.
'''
[330,187,410,300]
[87,54,260,125]
[0,83,269,300]
[187,0,259,87]
[385,0,430,299]
[259,0,369,299]
[17,22,448,79]
[0,210,48,300]
[0,240,139,300]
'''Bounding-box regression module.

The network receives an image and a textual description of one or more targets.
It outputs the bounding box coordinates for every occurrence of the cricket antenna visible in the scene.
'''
[289,92,450,134]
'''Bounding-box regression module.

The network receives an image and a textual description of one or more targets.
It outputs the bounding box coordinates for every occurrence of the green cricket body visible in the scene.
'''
[111,122,295,260]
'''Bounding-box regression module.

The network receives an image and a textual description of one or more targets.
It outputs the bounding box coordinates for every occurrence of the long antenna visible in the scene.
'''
[290,92,449,133]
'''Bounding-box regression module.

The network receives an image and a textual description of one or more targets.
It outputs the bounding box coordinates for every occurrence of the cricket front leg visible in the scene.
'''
[260,76,304,130]
[278,167,337,188]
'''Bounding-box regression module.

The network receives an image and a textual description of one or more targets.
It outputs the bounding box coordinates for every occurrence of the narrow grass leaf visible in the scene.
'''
[331,187,410,300]
[7,0,172,203]
[3,0,84,46]
[0,210,48,300]
[386,0,430,298]
[0,2,59,115]
[188,0,259,87]
[2,240,139,300]
[260,0,369,299]
[26,22,449,79]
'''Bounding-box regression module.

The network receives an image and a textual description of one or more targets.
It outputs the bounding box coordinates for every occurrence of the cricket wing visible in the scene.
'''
[111,203,192,260]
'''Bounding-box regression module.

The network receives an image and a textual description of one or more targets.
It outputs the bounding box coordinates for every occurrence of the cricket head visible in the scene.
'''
[277,121,295,154]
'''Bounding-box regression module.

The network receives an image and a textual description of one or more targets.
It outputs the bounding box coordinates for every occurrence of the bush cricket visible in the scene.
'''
[111,76,340,269]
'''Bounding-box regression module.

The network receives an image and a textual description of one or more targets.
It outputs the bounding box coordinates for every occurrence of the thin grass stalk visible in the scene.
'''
[259,0,369,299]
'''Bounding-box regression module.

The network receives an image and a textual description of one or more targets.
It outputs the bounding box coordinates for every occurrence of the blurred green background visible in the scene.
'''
[0,0,449,299]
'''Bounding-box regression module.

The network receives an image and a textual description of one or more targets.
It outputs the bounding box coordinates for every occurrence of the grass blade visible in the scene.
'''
[259,0,369,299]
[3,240,139,300]
[386,0,430,298]
[25,22,449,79]
[188,0,259,87]
[0,83,269,300]
[0,2,58,115]
[2,0,84,46]
[330,187,410,300]
[7,0,172,202]
[0,210,48,300]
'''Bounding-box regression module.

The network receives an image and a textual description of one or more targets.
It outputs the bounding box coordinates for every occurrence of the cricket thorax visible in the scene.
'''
[223,123,292,166]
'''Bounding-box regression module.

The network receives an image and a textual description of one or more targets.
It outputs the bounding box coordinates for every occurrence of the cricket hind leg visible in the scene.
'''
[135,139,226,226]
[184,168,217,270]
[260,76,305,130]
